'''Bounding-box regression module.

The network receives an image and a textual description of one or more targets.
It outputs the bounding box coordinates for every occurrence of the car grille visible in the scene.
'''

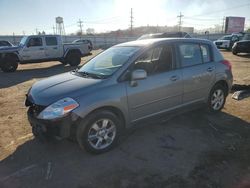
[215,42,222,45]
[30,105,46,117]
[26,97,46,117]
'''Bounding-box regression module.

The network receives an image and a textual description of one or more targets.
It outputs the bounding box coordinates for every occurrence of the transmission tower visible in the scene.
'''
[177,12,184,31]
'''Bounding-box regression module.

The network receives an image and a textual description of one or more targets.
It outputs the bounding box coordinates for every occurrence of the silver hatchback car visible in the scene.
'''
[26,38,233,154]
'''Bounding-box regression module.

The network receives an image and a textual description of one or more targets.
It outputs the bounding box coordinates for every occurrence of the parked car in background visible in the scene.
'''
[73,39,93,51]
[232,33,250,55]
[0,35,90,72]
[137,32,191,40]
[26,38,232,154]
[213,35,239,50]
[0,40,13,47]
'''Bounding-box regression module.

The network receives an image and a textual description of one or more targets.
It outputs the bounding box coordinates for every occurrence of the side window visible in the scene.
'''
[200,44,211,63]
[154,45,173,73]
[134,45,173,75]
[45,37,58,46]
[134,49,154,74]
[27,37,42,47]
[179,43,202,67]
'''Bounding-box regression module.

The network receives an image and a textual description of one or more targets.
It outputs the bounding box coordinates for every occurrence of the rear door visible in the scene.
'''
[44,36,62,59]
[20,37,45,61]
[126,43,182,122]
[177,42,215,104]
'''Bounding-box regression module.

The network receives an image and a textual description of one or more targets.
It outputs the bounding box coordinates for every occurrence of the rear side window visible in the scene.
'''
[45,37,58,46]
[179,43,202,67]
[200,44,211,63]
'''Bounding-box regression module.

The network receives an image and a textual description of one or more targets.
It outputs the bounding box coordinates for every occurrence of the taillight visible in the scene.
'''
[221,60,232,71]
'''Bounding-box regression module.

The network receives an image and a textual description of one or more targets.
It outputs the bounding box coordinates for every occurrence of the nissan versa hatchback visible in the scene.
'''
[25,38,233,154]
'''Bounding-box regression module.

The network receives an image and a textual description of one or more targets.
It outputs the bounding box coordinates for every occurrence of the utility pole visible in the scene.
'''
[52,25,55,35]
[177,12,184,31]
[78,19,83,38]
[221,17,225,33]
[130,8,133,34]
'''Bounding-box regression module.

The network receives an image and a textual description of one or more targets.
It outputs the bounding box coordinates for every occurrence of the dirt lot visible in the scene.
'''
[0,50,250,188]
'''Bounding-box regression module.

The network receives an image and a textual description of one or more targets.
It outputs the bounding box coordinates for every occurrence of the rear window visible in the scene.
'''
[0,41,11,46]
[45,37,58,46]
[178,43,202,67]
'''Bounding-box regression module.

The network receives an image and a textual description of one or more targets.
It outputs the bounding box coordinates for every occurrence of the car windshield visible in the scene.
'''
[242,34,250,40]
[78,46,139,78]
[220,36,231,40]
[19,36,28,46]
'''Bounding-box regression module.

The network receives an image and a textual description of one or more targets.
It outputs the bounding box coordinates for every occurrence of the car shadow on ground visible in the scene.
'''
[0,63,81,89]
[236,54,250,58]
[0,110,250,188]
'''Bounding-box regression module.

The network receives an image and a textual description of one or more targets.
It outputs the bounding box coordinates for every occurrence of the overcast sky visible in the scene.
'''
[0,0,250,35]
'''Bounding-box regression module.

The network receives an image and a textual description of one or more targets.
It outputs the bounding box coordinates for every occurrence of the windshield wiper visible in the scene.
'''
[75,70,105,79]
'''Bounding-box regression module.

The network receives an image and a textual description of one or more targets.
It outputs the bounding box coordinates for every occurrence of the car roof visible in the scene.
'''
[25,35,60,37]
[116,38,212,47]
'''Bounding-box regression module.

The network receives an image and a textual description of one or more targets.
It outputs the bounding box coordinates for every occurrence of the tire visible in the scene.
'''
[66,51,81,66]
[232,49,238,55]
[1,56,18,72]
[76,110,122,154]
[207,84,227,113]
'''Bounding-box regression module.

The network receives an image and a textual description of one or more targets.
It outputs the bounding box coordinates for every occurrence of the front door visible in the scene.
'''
[126,44,182,122]
[20,37,45,61]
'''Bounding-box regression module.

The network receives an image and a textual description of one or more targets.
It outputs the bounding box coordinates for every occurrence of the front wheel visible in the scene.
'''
[1,56,18,72]
[232,49,238,55]
[76,110,122,154]
[208,84,227,112]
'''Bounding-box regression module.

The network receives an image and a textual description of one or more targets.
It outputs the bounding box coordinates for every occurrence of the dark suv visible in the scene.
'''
[232,33,250,55]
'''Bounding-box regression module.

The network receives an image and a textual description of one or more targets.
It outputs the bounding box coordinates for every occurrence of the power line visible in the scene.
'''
[177,12,184,31]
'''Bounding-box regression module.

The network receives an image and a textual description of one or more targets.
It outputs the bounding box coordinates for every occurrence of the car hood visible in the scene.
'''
[0,45,20,52]
[236,40,250,44]
[28,72,103,106]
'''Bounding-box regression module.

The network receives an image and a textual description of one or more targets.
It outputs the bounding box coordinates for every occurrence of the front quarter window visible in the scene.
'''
[78,46,139,78]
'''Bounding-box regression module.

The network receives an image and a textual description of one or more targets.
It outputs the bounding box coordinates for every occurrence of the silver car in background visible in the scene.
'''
[26,38,233,154]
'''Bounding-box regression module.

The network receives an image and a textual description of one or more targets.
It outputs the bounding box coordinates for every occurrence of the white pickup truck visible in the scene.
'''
[0,35,91,72]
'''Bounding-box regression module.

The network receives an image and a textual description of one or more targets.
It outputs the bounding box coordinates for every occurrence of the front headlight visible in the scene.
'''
[38,97,79,120]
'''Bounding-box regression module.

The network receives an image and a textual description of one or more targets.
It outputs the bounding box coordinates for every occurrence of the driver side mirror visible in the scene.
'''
[130,69,147,87]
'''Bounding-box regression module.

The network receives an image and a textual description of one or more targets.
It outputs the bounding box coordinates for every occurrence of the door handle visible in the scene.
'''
[207,67,214,72]
[170,75,179,81]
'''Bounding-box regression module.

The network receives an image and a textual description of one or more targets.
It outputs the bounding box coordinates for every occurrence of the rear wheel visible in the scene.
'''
[1,56,18,72]
[66,51,81,66]
[208,84,227,112]
[76,110,122,154]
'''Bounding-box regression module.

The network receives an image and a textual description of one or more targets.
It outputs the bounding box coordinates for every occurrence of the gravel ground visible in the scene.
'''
[0,50,249,188]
